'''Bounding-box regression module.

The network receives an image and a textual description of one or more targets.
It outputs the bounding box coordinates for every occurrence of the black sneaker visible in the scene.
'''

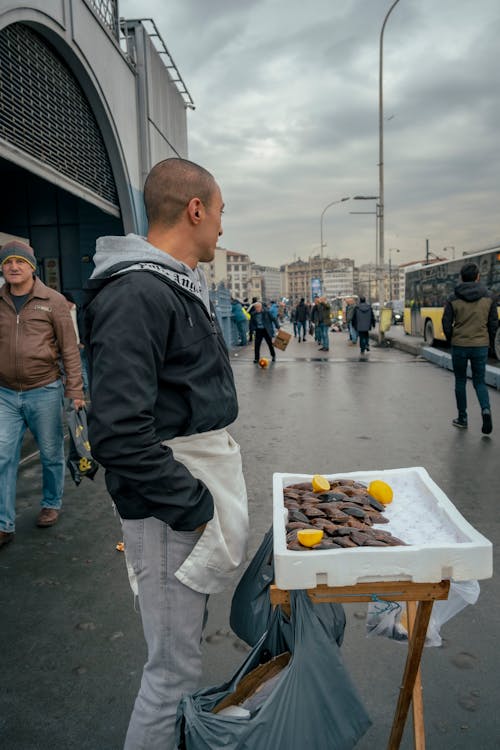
[452,418,468,429]
[482,409,492,435]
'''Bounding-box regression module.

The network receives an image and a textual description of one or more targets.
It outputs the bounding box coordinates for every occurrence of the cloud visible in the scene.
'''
[120,0,500,267]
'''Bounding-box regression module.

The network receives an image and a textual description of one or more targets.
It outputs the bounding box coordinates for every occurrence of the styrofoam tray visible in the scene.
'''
[273,467,493,589]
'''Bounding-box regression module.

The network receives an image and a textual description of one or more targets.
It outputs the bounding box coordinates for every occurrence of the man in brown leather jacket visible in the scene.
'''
[0,241,84,548]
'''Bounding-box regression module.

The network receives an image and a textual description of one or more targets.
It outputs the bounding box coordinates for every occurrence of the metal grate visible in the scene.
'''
[85,0,119,39]
[120,18,195,110]
[0,23,118,206]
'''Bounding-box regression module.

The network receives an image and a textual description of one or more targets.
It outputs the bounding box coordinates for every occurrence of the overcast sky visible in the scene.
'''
[121,0,500,268]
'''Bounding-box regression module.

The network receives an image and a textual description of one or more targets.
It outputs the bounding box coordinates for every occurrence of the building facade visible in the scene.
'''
[201,247,252,301]
[0,1,192,299]
[251,264,281,302]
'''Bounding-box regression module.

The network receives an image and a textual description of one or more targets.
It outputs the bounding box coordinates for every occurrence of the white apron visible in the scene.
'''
[162,428,249,594]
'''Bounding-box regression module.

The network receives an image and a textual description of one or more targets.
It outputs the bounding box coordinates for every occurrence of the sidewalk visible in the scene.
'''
[379,326,500,389]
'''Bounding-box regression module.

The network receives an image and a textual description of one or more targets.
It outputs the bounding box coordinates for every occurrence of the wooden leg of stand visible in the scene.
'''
[407,601,426,750]
[387,600,433,750]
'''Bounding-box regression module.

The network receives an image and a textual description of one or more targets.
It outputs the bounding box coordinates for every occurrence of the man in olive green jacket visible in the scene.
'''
[442,261,498,434]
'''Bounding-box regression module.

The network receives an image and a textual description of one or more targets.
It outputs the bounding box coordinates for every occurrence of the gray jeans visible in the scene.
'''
[122,517,208,750]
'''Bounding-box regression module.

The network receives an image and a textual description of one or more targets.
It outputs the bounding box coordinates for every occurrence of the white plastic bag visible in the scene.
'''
[366,599,407,641]
[366,580,480,647]
[425,580,480,646]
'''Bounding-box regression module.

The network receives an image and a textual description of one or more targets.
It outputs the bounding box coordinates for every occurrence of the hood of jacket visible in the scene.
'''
[357,302,371,313]
[453,281,490,303]
[88,233,210,308]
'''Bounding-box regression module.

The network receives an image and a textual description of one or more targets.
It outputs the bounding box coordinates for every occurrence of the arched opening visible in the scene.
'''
[0,21,128,299]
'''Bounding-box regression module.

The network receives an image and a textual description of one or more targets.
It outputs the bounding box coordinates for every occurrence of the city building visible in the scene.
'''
[250,264,281,303]
[284,255,354,304]
[200,247,252,300]
[356,264,379,301]
[323,261,355,299]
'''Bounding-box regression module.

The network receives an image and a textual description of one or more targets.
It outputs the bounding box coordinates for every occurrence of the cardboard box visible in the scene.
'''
[213,652,290,713]
[273,329,291,351]
[273,467,493,589]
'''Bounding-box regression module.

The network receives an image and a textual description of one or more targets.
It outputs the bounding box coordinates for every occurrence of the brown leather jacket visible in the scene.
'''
[0,278,83,398]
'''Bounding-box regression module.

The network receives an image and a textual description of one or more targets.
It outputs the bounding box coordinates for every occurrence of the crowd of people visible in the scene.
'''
[289,295,376,357]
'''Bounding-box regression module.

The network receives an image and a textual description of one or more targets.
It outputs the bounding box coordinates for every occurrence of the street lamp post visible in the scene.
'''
[378,0,402,314]
[320,197,350,294]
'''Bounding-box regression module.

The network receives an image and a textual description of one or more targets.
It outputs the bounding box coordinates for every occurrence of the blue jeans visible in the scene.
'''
[0,381,65,532]
[349,322,358,343]
[122,517,208,750]
[451,346,490,419]
[235,319,247,345]
[319,323,330,350]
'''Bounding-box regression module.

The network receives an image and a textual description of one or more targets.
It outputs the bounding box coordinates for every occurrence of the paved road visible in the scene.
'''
[2,327,499,749]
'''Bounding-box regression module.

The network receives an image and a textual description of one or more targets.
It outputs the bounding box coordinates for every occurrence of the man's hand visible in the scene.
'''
[73,398,86,411]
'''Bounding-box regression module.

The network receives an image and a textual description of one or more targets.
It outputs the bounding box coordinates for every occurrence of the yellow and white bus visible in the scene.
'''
[404,246,500,359]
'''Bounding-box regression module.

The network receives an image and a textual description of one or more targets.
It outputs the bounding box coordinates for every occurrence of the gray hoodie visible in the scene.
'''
[90,233,210,311]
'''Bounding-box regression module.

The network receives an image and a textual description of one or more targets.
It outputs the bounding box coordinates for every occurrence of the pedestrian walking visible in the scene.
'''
[311,296,322,343]
[0,241,84,548]
[318,296,332,351]
[442,261,497,433]
[290,306,298,337]
[269,300,279,336]
[231,297,248,346]
[295,297,309,342]
[250,302,279,362]
[345,299,358,344]
[84,157,249,750]
[246,296,258,341]
[352,296,376,356]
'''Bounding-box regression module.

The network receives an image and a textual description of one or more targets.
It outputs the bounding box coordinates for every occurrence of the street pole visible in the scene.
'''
[350,195,379,286]
[389,253,392,300]
[320,197,350,295]
[378,0,402,328]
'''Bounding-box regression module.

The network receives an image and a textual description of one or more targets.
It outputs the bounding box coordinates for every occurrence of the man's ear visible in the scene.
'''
[188,198,203,224]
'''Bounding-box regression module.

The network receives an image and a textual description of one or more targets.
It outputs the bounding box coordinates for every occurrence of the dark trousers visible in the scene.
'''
[359,331,370,353]
[451,345,490,418]
[254,328,276,361]
[297,321,307,340]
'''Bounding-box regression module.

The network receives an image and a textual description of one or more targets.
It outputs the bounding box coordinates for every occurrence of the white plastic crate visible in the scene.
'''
[273,467,493,589]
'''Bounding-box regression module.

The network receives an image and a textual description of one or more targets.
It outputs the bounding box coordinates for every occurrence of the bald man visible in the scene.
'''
[84,158,248,750]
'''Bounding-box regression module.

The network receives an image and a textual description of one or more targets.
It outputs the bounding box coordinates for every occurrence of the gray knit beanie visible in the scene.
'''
[0,240,37,272]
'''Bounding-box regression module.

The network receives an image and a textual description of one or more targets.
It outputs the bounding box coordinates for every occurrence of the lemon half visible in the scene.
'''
[297,529,324,547]
[368,480,393,505]
[311,474,330,493]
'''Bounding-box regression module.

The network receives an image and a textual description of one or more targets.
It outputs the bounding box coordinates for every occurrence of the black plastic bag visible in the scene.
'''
[230,527,346,647]
[66,405,99,485]
[176,591,371,750]
[230,528,274,646]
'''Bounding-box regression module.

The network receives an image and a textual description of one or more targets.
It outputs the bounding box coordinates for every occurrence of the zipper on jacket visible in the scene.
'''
[16,314,22,391]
